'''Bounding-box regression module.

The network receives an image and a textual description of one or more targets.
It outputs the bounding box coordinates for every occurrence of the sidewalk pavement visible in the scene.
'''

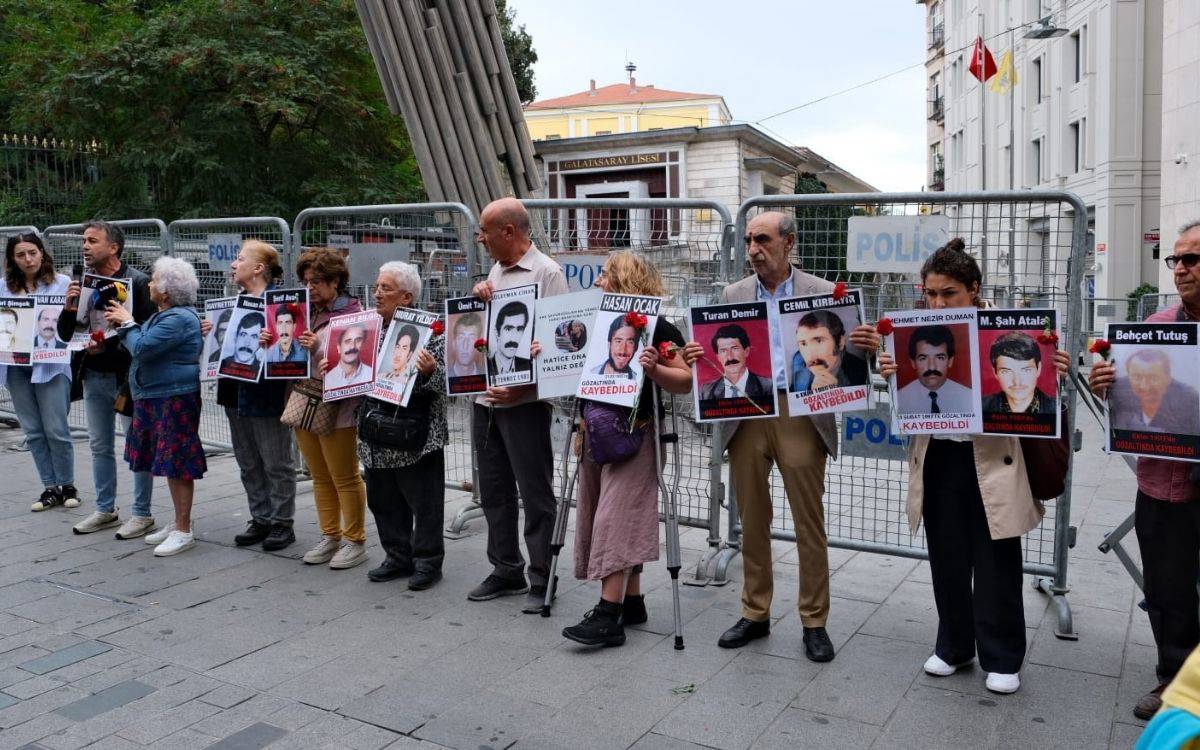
[0,414,1155,749]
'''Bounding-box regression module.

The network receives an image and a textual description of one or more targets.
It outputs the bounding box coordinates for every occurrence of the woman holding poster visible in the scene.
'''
[199,240,298,552]
[2,233,76,512]
[291,248,369,571]
[559,251,692,648]
[878,238,1069,694]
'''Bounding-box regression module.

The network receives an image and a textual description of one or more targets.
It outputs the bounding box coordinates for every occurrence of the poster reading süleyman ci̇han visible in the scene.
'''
[978,309,1061,439]
[263,288,310,380]
[1105,321,1200,462]
[201,296,237,382]
[576,294,661,409]
[486,283,537,388]
[535,289,602,400]
[778,289,870,416]
[371,308,436,407]
[886,307,982,436]
[689,301,778,422]
[444,296,488,396]
[218,295,266,383]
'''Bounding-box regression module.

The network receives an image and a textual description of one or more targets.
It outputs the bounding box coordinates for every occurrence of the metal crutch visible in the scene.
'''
[542,400,582,617]
[651,387,685,650]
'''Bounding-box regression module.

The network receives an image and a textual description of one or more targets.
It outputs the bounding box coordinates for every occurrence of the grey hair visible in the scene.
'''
[1129,347,1171,374]
[1180,219,1200,236]
[776,213,796,239]
[378,261,422,300]
[151,257,199,308]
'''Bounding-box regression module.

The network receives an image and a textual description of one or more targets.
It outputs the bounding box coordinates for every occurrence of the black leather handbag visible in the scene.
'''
[358,393,430,452]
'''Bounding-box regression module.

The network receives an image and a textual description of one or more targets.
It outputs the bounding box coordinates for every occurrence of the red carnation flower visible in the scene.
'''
[430,320,445,336]
[473,337,488,353]
[657,341,676,361]
[624,311,648,330]
[1089,339,1111,359]
[875,318,894,336]
[90,330,106,344]
[1037,331,1059,346]
[832,282,848,300]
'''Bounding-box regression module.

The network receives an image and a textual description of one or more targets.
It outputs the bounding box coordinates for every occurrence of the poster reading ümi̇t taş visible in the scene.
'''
[444,296,488,396]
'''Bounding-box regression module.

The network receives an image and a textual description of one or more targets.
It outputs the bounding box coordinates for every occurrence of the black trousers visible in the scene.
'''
[1134,491,1200,682]
[923,439,1026,674]
[472,402,556,587]
[364,450,445,573]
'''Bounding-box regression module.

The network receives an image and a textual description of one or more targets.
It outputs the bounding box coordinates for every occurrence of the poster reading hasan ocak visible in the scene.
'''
[444,295,488,396]
[576,293,660,409]
[689,301,778,422]
[978,308,1061,438]
[885,306,983,436]
[778,288,870,416]
[535,289,602,400]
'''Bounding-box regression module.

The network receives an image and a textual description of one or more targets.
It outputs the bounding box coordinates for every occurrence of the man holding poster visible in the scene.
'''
[681,211,880,663]
[486,289,536,386]
[468,198,567,612]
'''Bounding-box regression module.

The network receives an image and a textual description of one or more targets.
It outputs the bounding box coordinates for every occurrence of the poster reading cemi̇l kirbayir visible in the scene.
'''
[689,301,778,422]
[885,306,982,436]
[778,289,870,417]
[1105,322,1200,462]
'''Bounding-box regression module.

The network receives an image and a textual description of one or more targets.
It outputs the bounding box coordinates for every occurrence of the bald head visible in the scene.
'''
[478,197,532,265]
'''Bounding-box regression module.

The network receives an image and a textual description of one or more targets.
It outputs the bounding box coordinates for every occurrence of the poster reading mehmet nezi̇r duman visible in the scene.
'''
[576,294,661,409]
[1105,322,1200,462]
[886,306,982,436]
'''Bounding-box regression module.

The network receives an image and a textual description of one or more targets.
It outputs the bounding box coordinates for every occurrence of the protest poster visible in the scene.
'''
[978,309,1061,438]
[777,289,870,416]
[0,297,35,366]
[885,306,982,436]
[71,273,133,348]
[486,283,537,388]
[370,307,437,406]
[1104,321,1200,462]
[444,296,488,395]
[263,289,310,380]
[31,295,70,364]
[535,289,602,399]
[322,310,382,402]
[688,301,778,422]
[217,295,266,383]
[576,294,661,408]
[200,297,237,381]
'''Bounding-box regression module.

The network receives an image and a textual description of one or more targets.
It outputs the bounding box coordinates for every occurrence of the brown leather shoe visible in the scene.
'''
[1133,683,1168,720]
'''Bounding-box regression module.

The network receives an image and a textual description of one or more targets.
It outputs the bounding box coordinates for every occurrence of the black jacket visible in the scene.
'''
[57,261,155,375]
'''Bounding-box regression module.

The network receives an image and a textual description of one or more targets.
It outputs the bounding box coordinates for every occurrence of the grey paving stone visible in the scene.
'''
[203,722,287,750]
[413,688,547,749]
[873,683,1004,748]
[753,707,882,749]
[116,697,222,744]
[145,728,221,750]
[18,641,112,676]
[1110,721,1146,749]
[791,634,928,725]
[199,685,256,710]
[4,675,62,700]
[0,692,18,710]
[1028,603,1128,678]
[53,679,156,721]
[0,685,89,730]
[626,733,713,750]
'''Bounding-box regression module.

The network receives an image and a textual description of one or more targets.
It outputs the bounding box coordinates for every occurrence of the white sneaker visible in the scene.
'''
[985,672,1020,694]
[145,522,176,545]
[154,530,195,557]
[115,516,156,540]
[302,536,341,565]
[329,541,367,570]
[923,654,973,677]
[73,510,120,535]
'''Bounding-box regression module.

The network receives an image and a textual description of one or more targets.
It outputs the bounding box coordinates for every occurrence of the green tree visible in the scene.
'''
[496,0,538,104]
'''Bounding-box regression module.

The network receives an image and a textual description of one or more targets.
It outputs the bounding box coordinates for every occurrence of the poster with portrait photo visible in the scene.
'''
[71,273,133,349]
[0,297,35,366]
[444,296,488,395]
[536,289,602,400]
[1104,322,1200,462]
[978,309,1061,438]
[689,301,778,422]
[322,310,382,402]
[778,289,870,417]
[201,296,237,381]
[370,307,436,406]
[576,294,661,408]
[263,288,310,380]
[217,295,266,383]
[885,307,983,436]
[31,295,69,364]
[486,283,537,388]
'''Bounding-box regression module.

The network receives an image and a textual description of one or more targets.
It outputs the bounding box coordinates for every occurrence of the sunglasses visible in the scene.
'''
[1165,253,1200,270]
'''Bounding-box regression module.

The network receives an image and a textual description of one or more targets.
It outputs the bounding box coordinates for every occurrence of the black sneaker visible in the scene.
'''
[261,524,295,552]
[59,484,80,508]
[368,558,414,582]
[467,574,529,601]
[562,601,626,647]
[31,487,64,512]
[620,594,648,625]
[234,520,271,547]
[521,585,548,614]
[408,569,442,591]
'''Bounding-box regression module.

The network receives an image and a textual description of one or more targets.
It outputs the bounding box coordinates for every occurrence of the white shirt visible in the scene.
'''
[755,274,794,389]
[325,361,371,388]
[725,370,750,399]
[897,378,974,415]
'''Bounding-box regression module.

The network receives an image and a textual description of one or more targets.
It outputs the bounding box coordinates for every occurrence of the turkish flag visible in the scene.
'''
[968,37,998,82]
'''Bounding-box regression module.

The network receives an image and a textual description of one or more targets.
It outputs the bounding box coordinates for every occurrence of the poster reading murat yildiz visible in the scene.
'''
[576,294,661,409]
[30,295,70,364]
[200,296,237,381]
[977,308,1061,439]
[777,289,870,417]
[535,289,602,400]
[485,283,538,388]
[371,307,437,407]
[217,295,267,383]
[263,288,310,380]
[688,301,778,422]
[0,296,36,366]
[885,306,983,436]
[444,296,488,396]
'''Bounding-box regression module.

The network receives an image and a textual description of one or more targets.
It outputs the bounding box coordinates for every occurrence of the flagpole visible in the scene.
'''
[979,12,986,191]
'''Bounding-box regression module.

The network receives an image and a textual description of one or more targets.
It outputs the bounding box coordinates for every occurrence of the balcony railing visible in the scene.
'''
[929,22,945,49]
[928,96,944,122]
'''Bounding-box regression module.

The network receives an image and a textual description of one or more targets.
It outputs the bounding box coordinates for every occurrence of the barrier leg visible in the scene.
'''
[446,403,484,537]
[542,404,580,617]
[653,389,685,650]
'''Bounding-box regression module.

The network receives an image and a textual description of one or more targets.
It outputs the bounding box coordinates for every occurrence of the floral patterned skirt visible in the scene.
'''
[125,391,207,480]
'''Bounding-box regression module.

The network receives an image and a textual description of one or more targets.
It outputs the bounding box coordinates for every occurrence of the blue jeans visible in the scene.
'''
[7,369,74,488]
[84,372,152,516]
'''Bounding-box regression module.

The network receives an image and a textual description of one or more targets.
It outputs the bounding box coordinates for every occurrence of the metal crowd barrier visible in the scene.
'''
[731,190,1088,639]
[1137,292,1180,321]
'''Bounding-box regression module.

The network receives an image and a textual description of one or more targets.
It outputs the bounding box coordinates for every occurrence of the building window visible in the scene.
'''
[931,143,945,190]
[544,134,561,140]
[594,130,612,136]
[929,1,944,48]
[951,130,964,172]
[1070,30,1083,83]
[1030,138,1042,185]
[1032,57,1043,103]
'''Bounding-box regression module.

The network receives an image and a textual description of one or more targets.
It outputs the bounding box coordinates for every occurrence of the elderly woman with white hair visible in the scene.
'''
[103,257,205,557]
[358,261,447,589]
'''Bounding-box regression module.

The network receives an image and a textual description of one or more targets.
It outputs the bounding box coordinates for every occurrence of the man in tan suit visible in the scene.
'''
[683,211,879,662]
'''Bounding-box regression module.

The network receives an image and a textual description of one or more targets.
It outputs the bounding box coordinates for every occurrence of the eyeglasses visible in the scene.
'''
[1165,254,1200,270]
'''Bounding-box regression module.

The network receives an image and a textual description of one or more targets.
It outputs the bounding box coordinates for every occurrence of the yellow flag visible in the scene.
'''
[989,50,1018,94]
